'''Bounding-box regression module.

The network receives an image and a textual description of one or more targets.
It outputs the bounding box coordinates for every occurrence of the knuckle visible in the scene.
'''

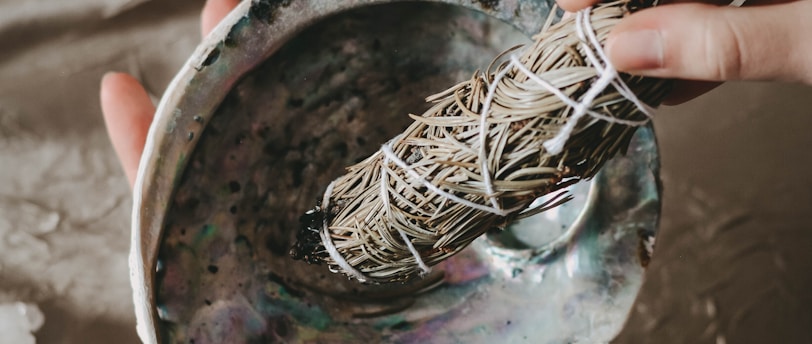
[704,19,746,81]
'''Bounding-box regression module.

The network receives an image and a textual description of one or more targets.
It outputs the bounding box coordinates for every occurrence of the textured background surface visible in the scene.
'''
[0,0,810,343]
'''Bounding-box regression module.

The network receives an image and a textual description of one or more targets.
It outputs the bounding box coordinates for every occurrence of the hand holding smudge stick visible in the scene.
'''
[291,0,670,283]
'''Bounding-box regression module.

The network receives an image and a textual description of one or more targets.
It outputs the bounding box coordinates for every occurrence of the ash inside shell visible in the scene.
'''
[289,206,328,264]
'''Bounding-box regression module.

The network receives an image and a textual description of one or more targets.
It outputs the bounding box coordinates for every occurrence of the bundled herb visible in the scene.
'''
[291,0,669,283]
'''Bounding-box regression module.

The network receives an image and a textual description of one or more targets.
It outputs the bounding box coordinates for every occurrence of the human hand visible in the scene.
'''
[103,0,810,188]
[100,0,240,189]
[557,0,812,104]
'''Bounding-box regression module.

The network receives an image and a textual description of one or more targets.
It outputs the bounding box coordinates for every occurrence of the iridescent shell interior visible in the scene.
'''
[134,1,661,343]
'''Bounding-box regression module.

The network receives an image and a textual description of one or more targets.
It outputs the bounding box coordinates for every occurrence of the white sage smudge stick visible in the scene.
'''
[290,0,671,283]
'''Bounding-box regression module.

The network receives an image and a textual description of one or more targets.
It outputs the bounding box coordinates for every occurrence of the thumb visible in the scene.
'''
[100,72,155,189]
[605,2,812,83]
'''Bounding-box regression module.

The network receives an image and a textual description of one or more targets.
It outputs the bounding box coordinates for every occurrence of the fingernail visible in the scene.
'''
[607,30,664,72]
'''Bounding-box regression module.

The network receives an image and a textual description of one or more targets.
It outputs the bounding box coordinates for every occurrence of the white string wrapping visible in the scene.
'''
[543,8,653,154]
[305,0,671,283]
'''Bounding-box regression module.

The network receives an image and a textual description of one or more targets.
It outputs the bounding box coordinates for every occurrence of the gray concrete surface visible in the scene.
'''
[0,0,810,343]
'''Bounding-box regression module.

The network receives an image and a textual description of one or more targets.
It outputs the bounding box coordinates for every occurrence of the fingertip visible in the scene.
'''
[101,72,154,121]
[604,4,675,76]
[606,29,664,73]
[556,0,601,13]
[201,0,240,37]
[101,71,118,85]
[99,71,155,189]
[101,72,140,104]
[100,71,122,100]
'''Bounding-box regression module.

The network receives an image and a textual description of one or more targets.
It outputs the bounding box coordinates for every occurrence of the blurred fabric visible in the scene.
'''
[0,0,809,343]
[0,1,201,342]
